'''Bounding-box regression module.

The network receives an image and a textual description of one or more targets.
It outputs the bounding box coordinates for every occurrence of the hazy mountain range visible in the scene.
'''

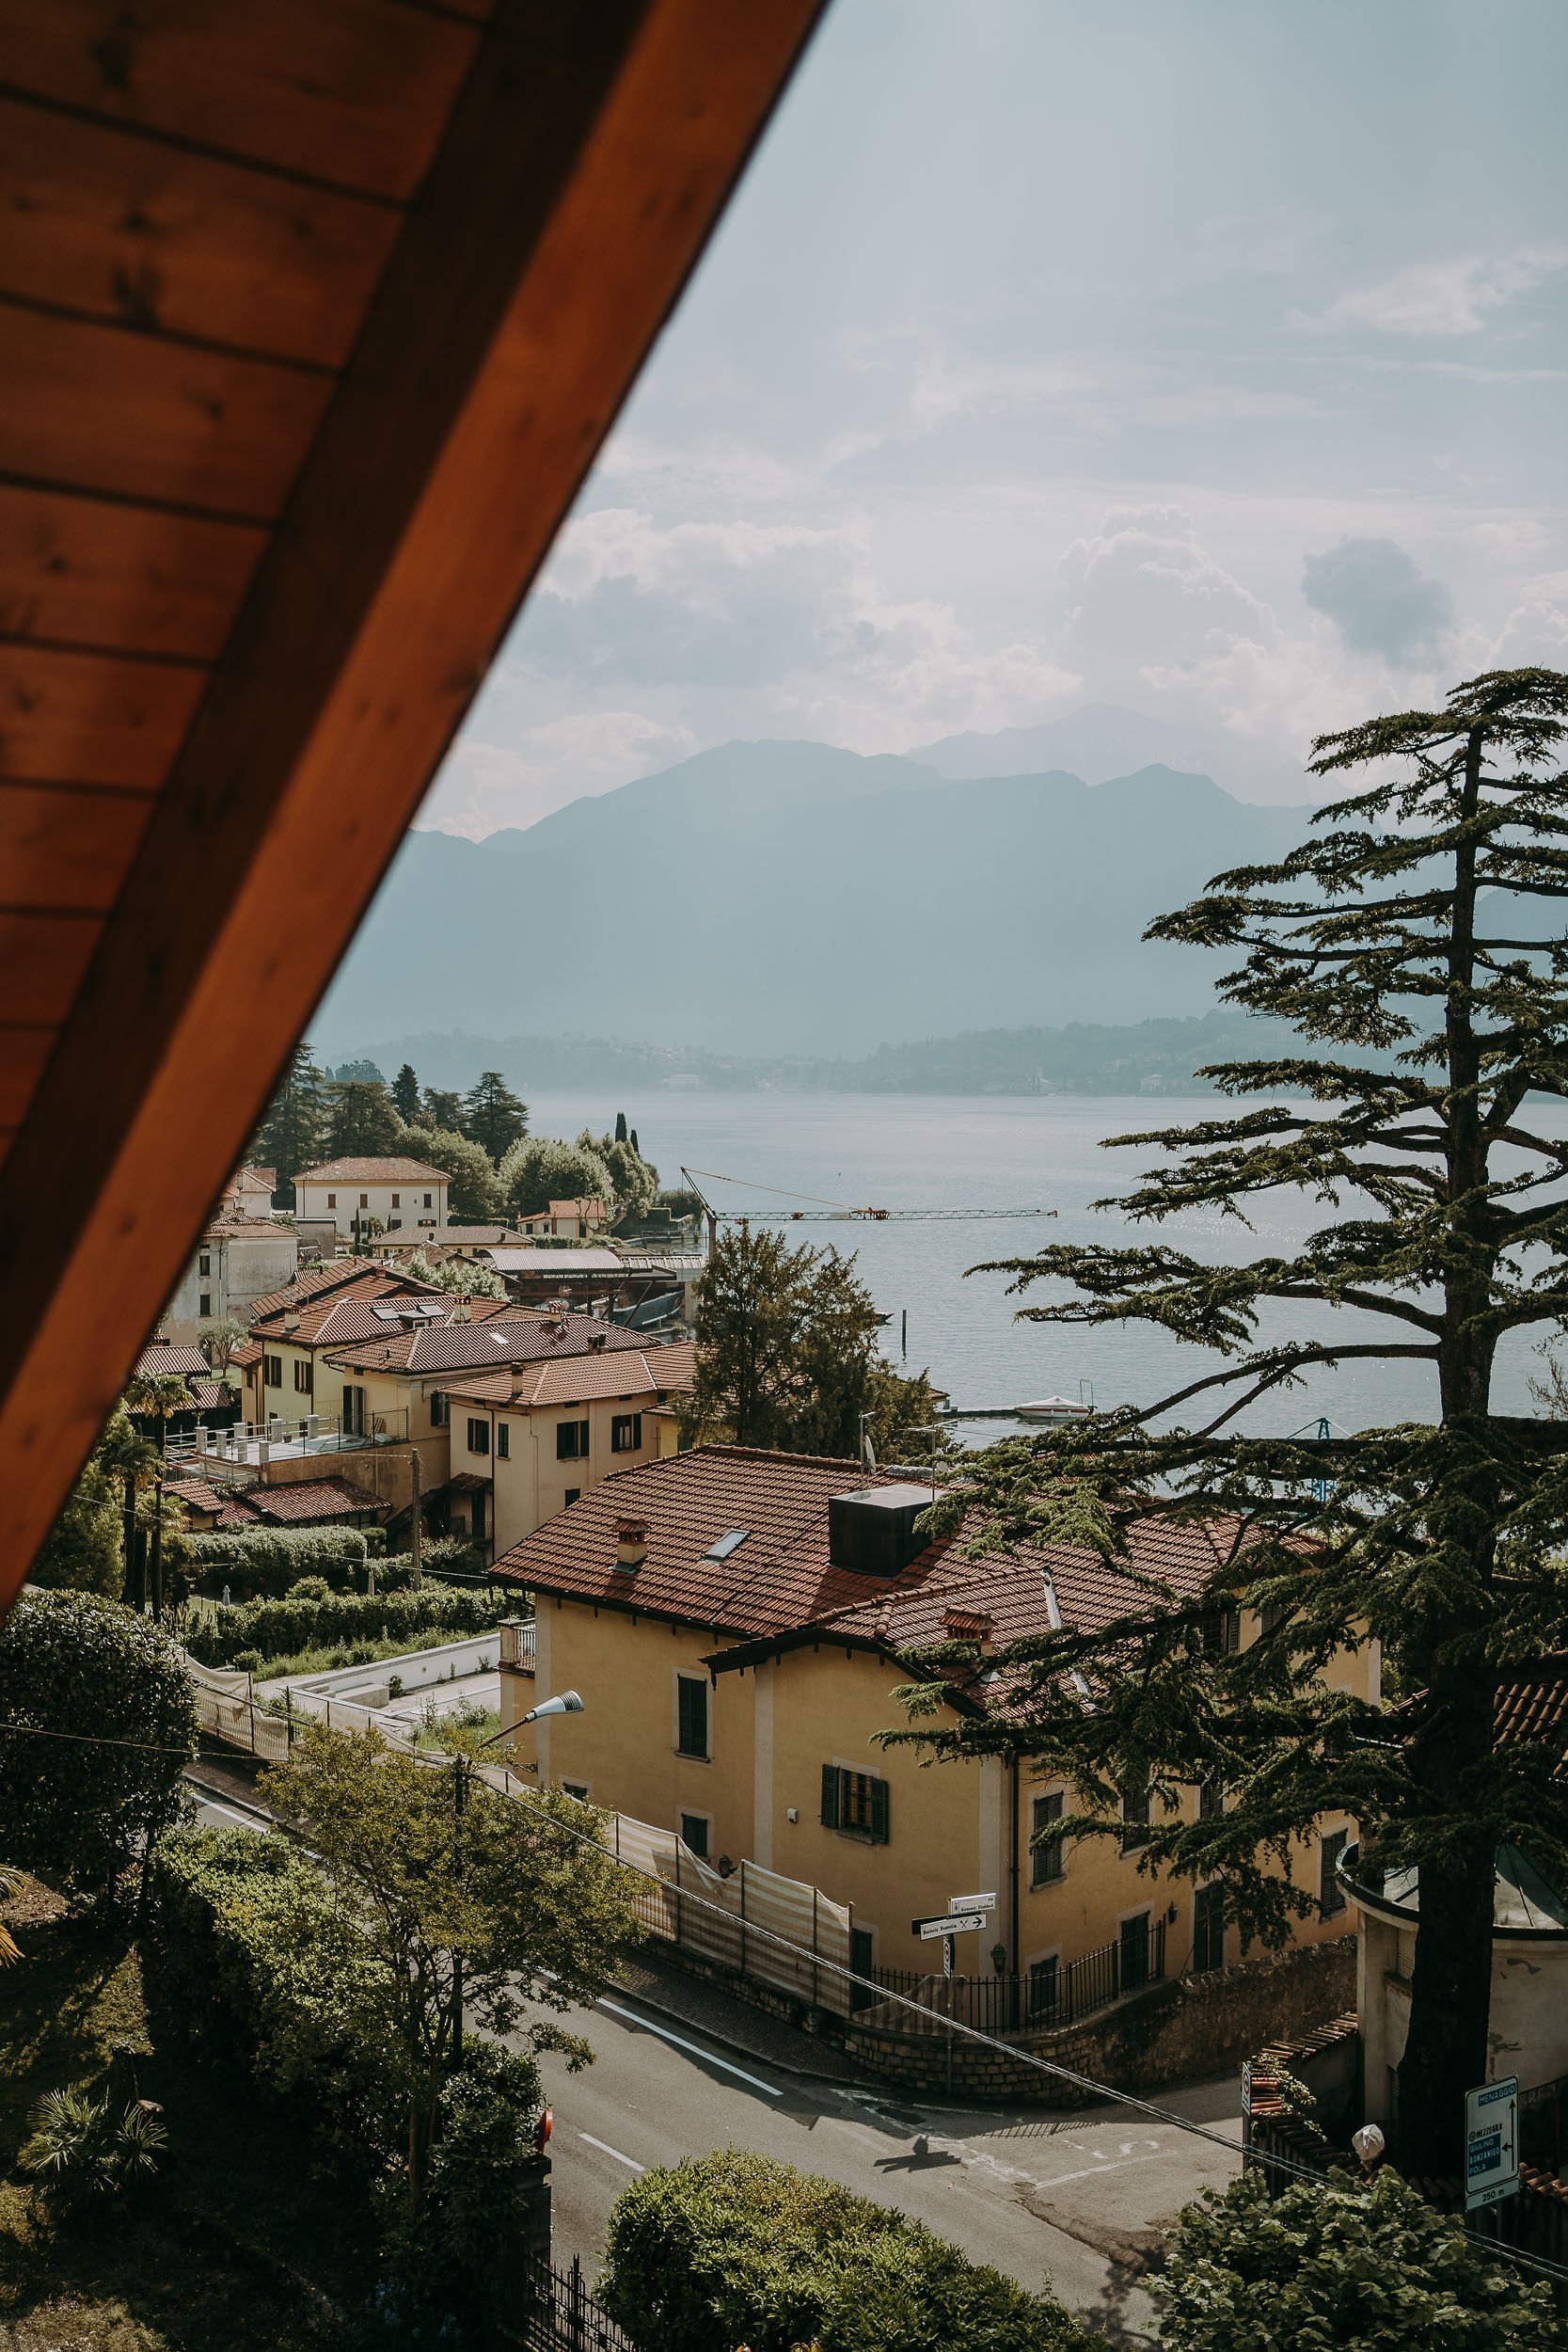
[317,710,1318,1061]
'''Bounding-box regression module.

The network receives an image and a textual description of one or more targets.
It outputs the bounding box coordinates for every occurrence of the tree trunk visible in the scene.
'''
[1395,1828,1496,2176]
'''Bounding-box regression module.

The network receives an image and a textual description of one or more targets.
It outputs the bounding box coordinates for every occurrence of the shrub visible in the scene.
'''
[186,1526,369,1597]
[1159,2167,1566,2350]
[600,2151,1087,2352]
[376,2042,546,2341]
[182,1582,507,1668]
[21,2081,168,2217]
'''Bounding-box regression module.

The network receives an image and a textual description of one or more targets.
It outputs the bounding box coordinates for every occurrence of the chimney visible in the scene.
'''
[588,1330,608,1353]
[942,1607,994,1653]
[614,1517,648,1570]
[282,1310,300,1334]
[453,1295,471,1323]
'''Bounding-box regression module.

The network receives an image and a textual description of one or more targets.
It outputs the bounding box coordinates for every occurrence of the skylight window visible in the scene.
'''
[703,1529,750,1562]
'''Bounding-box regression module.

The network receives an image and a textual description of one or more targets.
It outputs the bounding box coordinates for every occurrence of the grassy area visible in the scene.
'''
[0,1888,373,2349]
[248,1628,469,1681]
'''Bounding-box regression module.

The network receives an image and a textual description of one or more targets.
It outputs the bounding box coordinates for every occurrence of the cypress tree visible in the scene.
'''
[889,670,1568,2175]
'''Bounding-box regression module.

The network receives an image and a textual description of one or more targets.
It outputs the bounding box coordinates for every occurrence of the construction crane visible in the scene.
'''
[680,1166,1057,1254]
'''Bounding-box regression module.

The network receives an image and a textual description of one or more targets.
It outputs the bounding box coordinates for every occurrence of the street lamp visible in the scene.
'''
[476,1690,583,1748]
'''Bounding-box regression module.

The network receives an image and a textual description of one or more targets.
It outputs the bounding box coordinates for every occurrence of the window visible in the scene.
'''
[610,1412,642,1453]
[556,1419,590,1460]
[820,1765,890,1843]
[675,1674,708,1758]
[1194,1883,1226,1973]
[1120,1781,1150,1853]
[1198,1779,1225,1821]
[1199,1606,1242,1654]
[263,1354,282,1388]
[391,1193,401,1208]
[1260,1600,1291,1639]
[1030,1791,1065,1886]
[198,1251,211,1277]
[342,1384,366,1438]
[562,1781,590,1804]
[496,1421,510,1460]
[1027,1954,1059,2025]
[424,1193,433,1208]
[429,1391,448,1427]
[1119,1911,1151,1992]
[467,1417,490,1456]
[293,1359,313,1395]
[563,1487,581,1506]
[326,1192,337,1209]
[1320,1827,1348,1919]
[198,1292,212,1318]
[678,1811,710,1859]
[359,1192,369,1208]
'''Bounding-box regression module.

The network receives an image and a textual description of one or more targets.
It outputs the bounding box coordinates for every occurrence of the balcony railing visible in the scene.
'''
[499,1618,536,1673]
[167,1408,408,1469]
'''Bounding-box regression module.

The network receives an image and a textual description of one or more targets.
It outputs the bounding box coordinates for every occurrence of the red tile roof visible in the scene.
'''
[1495,1675,1568,1757]
[135,1343,211,1379]
[242,1477,386,1524]
[325,1311,648,1376]
[492,1448,1244,1691]
[245,1256,395,1325]
[250,1268,451,1345]
[294,1156,451,1184]
[441,1340,696,1409]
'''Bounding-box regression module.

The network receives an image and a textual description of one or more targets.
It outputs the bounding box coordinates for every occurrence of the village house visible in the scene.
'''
[321,1312,672,1553]
[515,1197,610,1242]
[236,1262,470,1438]
[164,1470,389,1538]
[491,1449,1370,1990]
[293,1155,451,1238]
[162,1164,300,1342]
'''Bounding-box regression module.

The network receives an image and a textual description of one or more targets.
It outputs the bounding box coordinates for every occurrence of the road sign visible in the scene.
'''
[914,1911,987,1939]
[1465,2075,1519,2211]
[948,1892,997,1914]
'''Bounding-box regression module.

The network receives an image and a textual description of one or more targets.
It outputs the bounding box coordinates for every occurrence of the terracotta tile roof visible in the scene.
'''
[231,1340,262,1368]
[250,1269,450,1345]
[378,1225,515,1248]
[165,1475,238,1517]
[326,1312,648,1376]
[1495,1674,1568,1757]
[442,1340,697,1410]
[135,1343,211,1379]
[227,1164,276,1195]
[245,1256,391,1324]
[293,1156,451,1184]
[242,1477,387,1524]
[492,1448,1245,1683]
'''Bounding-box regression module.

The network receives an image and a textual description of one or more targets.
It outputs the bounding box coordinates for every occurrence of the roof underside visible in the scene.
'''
[0,0,826,1613]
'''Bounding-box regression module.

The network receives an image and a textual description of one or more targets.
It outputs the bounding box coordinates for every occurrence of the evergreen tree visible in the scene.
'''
[332,1058,386,1085]
[253,1043,329,1206]
[688,1226,933,1456]
[407,1127,502,1224]
[325,1077,404,1157]
[419,1087,467,1134]
[391,1062,421,1122]
[614,1110,628,1144]
[887,671,1568,2176]
[462,1071,528,1163]
[499,1135,614,1221]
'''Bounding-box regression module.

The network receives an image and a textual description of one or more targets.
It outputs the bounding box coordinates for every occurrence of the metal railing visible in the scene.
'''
[1522,2070,1568,2174]
[167,1407,408,1466]
[869,1917,1167,2038]
[499,1618,536,1672]
[517,2257,639,2352]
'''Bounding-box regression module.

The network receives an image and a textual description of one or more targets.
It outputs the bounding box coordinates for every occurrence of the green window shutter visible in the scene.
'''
[870,1776,889,1845]
[820,1765,839,1829]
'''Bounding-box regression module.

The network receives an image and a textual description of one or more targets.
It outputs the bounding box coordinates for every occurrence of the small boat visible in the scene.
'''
[1016,1393,1093,1425]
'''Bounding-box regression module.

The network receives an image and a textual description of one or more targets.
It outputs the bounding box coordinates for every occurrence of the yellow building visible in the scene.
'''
[493,1448,1370,1991]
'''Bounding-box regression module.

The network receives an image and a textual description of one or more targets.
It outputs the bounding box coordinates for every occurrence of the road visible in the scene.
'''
[184,1771,1239,2344]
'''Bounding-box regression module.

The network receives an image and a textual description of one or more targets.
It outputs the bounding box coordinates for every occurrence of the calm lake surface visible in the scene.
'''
[526,1091,1568,1443]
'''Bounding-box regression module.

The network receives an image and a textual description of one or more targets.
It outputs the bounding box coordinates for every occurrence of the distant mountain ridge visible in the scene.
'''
[913,700,1316,804]
[318,733,1318,1059]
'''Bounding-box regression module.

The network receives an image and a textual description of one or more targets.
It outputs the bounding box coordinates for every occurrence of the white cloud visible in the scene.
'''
[1308,246,1568,337]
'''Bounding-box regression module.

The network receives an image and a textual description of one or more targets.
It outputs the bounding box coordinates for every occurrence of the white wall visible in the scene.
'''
[296,1178,449,1237]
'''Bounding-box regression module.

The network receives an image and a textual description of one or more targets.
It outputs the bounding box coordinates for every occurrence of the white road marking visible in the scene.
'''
[1030,2149,1168,2191]
[594,1997,784,2097]
[579,2133,644,2173]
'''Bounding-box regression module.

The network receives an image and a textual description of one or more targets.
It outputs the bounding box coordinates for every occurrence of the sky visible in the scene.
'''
[419,0,1568,838]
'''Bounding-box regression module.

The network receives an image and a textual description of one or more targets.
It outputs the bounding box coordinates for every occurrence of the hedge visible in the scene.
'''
[182,1581,509,1667]
[184,1526,369,1597]
[600,2151,1089,2352]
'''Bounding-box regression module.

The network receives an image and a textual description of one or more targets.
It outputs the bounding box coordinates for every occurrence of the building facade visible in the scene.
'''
[293,1156,451,1237]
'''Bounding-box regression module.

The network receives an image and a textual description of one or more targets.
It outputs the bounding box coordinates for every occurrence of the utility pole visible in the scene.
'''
[410,1443,423,1592]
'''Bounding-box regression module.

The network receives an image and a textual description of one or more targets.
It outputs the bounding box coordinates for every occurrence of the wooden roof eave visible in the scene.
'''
[0,0,827,1610]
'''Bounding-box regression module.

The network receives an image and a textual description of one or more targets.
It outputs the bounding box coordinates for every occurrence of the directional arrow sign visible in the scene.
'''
[915,1911,987,1938]
[948,1892,997,1914]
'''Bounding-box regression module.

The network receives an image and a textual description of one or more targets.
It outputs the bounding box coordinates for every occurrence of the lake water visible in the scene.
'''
[527,1091,1567,1443]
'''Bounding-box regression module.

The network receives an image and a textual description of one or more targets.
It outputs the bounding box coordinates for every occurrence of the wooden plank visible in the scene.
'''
[0,0,477,203]
[0,484,263,660]
[0,95,401,367]
[0,912,101,1023]
[0,783,152,912]
[0,645,204,788]
[0,0,828,1600]
[1,305,332,518]
[0,1026,56,1125]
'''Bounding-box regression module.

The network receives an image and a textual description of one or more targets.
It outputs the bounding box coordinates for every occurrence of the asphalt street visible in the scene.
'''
[184,1769,1240,2345]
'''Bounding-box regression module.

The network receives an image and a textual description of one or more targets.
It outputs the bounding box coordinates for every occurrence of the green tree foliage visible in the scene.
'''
[601,2150,1087,2352]
[325,1076,404,1157]
[182,1524,369,1597]
[21,2082,168,2216]
[261,1724,640,2193]
[461,1070,528,1162]
[578,1124,658,1218]
[390,1061,422,1122]
[400,1124,502,1223]
[688,1227,934,1456]
[196,1316,246,1375]
[1160,2168,1565,2350]
[614,1110,628,1143]
[498,1133,614,1220]
[252,1043,330,1205]
[0,1592,196,1897]
[885,670,1568,2175]
[182,1582,505,1668]
[402,1250,507,1298]
[420,1086,466,1133]
[28,1411,131,1596]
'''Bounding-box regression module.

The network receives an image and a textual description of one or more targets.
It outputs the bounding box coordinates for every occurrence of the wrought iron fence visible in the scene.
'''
[869,1916,1167,2038]
[516,2256,640,2352]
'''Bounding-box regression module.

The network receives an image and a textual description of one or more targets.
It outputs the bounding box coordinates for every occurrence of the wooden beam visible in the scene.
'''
[0,0,827,1602]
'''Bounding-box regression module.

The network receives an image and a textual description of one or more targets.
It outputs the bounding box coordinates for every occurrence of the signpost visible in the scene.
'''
[913,1895,994,1981]
[1465,2076,1519,2213]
